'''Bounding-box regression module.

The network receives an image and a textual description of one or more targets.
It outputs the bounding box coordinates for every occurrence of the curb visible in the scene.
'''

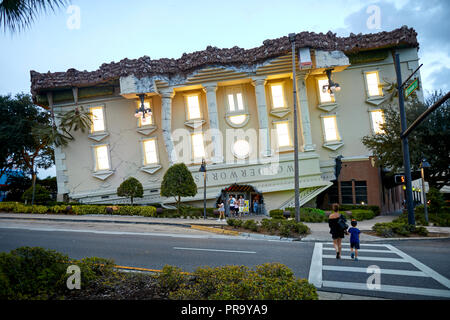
[190,225,240,236]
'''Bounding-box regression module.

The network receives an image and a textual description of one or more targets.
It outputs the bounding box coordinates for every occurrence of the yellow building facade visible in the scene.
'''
[30,26,422,213]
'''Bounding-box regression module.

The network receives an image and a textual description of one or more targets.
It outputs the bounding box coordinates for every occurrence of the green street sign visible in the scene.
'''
[405,78,419,98]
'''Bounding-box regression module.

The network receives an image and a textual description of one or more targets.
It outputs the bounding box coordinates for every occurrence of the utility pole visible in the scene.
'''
[393,52,415,225]
[289,33,300,223]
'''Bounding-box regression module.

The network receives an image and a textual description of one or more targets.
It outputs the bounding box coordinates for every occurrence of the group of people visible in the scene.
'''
[216,194,260,221]
[328,203,361,261]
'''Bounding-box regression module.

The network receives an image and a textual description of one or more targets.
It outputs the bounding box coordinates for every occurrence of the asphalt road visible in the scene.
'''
[1,221,449,300]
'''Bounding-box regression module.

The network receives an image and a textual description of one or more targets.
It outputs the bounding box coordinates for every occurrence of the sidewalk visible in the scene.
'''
[0,212,449,241]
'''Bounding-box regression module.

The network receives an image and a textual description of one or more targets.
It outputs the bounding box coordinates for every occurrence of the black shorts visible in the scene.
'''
[350,242,360,249]
[331,232,344,239]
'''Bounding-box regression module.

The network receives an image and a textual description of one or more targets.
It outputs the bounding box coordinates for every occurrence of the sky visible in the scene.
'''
[1,0,449,178]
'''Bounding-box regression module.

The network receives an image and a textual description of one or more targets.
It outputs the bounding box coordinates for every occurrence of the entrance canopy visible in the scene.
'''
[216,183,265,215]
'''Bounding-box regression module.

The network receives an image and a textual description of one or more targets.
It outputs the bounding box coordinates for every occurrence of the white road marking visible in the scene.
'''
[322,281,450,298]
[385,244,450,289]
[322,265,428,277]
[173,247,256,254]
[322,254,407,262]
[322,247,394,253]
[308,243,323,288]
[323,242,389,248]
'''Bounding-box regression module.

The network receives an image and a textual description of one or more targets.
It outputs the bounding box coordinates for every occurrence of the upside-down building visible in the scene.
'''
[30,26,423,214]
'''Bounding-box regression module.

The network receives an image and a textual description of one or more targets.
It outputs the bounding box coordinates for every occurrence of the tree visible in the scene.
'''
[160,163,197,214]
[22,184,50,204]
[0,0,69,33]
[362,91,450,190]
[117,177,143,205]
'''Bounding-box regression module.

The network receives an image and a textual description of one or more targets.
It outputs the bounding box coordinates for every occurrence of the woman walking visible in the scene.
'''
[328,203,348,259]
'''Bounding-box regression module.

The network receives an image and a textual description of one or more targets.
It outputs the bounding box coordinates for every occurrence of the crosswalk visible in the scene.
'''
[308,242,450,299]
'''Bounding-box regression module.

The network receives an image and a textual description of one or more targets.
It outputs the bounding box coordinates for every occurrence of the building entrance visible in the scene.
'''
[216,183,265,216]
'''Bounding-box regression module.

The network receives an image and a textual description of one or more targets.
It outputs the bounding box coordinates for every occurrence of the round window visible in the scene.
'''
[229,114,247,125]
[232,140,250,159]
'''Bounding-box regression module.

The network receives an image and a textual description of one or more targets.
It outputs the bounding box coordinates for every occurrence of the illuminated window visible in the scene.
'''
[138,102,153,126]
[186,94,201,120]
[371,110,385,134]
[323,116,339,142]
[229,114,247,125]
[366,71,382,97]
[232,140,250,159]
[270,84,285,109]
[318,78,334,103]
[275,122,291,147]
[191,133,205,159]
[90,106,105,132]
[228,92,245,112]
[94,145,110,171]
[143,138,158,165]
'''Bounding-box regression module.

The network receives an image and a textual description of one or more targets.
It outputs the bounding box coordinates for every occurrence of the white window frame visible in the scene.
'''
[224,85,249,128]
[320,114,344,151]
[191,132,206,162]
[269,82,288,110]
[316,77,335,104]
[89,105,106,133]
[141,137,159,166]
[184,92,203,121]
[92,144,111,172]
[272,120,293,151]
[369,109,385,134]
[364,70,383,98]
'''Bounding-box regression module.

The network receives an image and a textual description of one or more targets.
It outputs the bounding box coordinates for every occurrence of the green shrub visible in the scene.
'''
[261,218,281,234]
[0,247,70,299]
[75,256,116,284]
[72,205,107,215]
[165,263,317,300]
[269,209,284,219]
[349,209,375,221]
[21,184,51,204]
[243,219,259,232]
[427,188,446,214]
[48,205,67,214]
[372,222,429,237]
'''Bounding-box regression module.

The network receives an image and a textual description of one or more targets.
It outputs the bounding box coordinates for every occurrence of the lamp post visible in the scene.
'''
[134,94,152,120]
[420,159,431,224]
[199,158,207,220]
[289,33,300,223]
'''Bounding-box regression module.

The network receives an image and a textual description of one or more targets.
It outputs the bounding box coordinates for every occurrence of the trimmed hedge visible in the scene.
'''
[228,218,310,237]
[160,263,318,300]
[372,222,428,237]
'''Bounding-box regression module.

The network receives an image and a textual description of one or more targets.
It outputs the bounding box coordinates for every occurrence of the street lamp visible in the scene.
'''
[323,69,341,98]
[134,94,152,120]
[199,158,207,220]
[289,32,300,223]
[420,159,431,224]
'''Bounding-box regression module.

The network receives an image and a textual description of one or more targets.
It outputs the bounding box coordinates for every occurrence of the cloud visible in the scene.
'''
[340,0,450,94]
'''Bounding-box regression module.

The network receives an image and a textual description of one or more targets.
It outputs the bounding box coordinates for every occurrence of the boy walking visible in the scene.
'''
[348,220,361,261]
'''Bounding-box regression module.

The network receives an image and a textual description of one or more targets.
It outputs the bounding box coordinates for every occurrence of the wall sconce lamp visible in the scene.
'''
[322,68,341,98]
[134,94,152,119]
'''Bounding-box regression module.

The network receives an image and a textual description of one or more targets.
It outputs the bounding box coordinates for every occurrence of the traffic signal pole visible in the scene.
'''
[394,52,415,225]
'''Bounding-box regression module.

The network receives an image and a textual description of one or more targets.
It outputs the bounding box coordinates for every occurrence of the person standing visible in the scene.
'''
[348,220,361,261]
[253,199,258,215]
[328,203,348,259]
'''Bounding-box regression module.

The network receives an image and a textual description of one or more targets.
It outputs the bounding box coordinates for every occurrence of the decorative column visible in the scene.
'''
[252,78,272,157]
[296,71,315,151]
[160,89,177,165]
[203,84,223,163]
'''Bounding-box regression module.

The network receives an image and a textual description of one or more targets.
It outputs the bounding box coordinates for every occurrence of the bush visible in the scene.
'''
[339,204,380,216]
[427,188,445,214]
[243,219,259,232]
[0,247,70,299]
[21,184,51,204]
[372,222,429,237]
[162,263,318,300]
[117,177,144,205]
[72,205,107,215]
[269,209,284,219]
[349,209,375,221]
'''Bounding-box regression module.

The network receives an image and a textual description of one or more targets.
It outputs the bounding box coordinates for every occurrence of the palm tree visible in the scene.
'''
[0,0,69,33]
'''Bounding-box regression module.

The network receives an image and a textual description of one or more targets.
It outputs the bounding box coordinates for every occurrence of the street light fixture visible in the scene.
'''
[199,158,207,220]
[134,94,152,120]
[420,158,431,224]
[323,69,341,98]
[288,32,300,223]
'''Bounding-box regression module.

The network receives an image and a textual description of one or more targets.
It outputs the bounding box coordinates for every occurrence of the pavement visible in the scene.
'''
[0,212,448,242]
